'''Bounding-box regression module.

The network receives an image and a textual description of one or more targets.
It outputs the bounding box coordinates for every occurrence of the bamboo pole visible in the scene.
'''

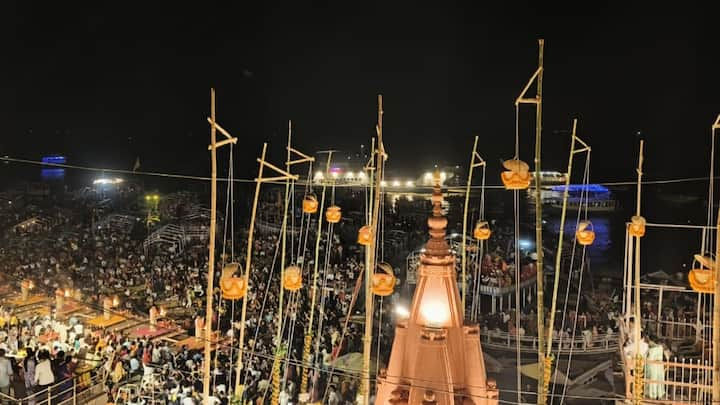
[533,39,546,405]
[633,140,645,405]
[300,151,333,395]
[461,135,480,316]
[545,120,581,353]
[707,114,720,255]
[361,95,385,405]
[235,143,268,394]
[713,173,720,401]
[202,88,218,405]
[271,121,293,405]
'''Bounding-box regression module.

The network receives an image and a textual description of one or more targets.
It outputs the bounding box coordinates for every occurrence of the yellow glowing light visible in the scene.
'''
[380,180,387,187]
[424,172,433,180]
[314,171,324,180]
[392,180,400,187]
[395,305,410,319]
[358,172,366,179]
[405,181,414,188]
[346,171,354,179]
[331,171,339,179]
[420,299,450,327]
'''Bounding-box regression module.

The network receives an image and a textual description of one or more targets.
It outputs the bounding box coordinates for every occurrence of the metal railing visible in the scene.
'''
[642,316,711,343]
[0,366,106,405]
[625,357,713,404]
[480,329,619,354]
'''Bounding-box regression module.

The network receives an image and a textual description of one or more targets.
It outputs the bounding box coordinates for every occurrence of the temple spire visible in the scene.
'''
[423,170,451,259]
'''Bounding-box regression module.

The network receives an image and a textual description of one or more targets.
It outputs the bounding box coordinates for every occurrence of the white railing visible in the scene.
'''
[626,357,712,404]
[480,329,619,354]
[0,366,107,405]
[144,224,186,252]
[642,316,711,343]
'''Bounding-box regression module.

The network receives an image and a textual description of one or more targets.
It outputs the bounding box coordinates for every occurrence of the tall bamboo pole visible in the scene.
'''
[361,95,385,405]
[712,113,720,403]
[632,140,644,405]
[300,151,333,395]
[533,39,546,405]
[235,143,268,393]
[545,120,582,353]
[271,122,293,405]
[461,135,480,316]
[713,205,720,402]
[707,114,720,255]
[202,88,218,405]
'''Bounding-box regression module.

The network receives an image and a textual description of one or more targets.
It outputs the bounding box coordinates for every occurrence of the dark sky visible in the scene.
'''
[2,1,718,183]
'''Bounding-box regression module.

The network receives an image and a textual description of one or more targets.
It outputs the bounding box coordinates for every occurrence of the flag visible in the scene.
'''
[133,156,141,172]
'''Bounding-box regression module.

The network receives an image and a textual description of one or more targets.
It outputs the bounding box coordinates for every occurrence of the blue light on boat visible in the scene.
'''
[550,184,609,193]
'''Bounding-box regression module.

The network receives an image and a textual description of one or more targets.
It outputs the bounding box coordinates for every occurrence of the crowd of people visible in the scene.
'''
[0,188,397,404]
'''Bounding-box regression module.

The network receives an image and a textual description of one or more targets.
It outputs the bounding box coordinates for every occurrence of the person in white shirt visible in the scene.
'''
[0,349,12,399]
[34,350,55,393]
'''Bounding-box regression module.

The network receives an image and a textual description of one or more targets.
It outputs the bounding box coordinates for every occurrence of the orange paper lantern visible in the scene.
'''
[220,277,247,300]
[473,220,492,240]
[358,225,373,246]
[501,159,531,190]
[325,205,342,223]
[689,254,715,294]
[283,266,303,291]
[372,263,396,296]
[628,215,646,237]
[575,220,596,246]
[220,262,246,299]
[302,195,319,214]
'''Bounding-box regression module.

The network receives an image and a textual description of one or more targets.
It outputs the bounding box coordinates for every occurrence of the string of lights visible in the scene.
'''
[1,155,718,189]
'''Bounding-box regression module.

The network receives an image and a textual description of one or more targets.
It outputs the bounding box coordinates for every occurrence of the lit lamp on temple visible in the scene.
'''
[159,306,167,318]
[195,315,205,339]
[149,305,159,330]
[419,298,450,329]
[103,296,113,321]
[55,288,65,312]
[20,279,34,302]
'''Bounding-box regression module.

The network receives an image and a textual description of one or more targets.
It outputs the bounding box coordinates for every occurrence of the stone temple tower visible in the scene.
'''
[375,171,499,405]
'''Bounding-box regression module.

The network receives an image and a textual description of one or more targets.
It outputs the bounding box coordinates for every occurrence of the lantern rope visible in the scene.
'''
[321,267,366,403]
[214,145,234,388]
[549,150,591,404]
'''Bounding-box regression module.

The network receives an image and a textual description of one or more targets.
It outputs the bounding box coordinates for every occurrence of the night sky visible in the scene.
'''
[2,2,717,183]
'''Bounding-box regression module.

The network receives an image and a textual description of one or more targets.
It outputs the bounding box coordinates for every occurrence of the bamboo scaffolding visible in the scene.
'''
[515,39,545,404]
[461,136,485,316]
[361,95,385,405]
[204,89,238,405]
